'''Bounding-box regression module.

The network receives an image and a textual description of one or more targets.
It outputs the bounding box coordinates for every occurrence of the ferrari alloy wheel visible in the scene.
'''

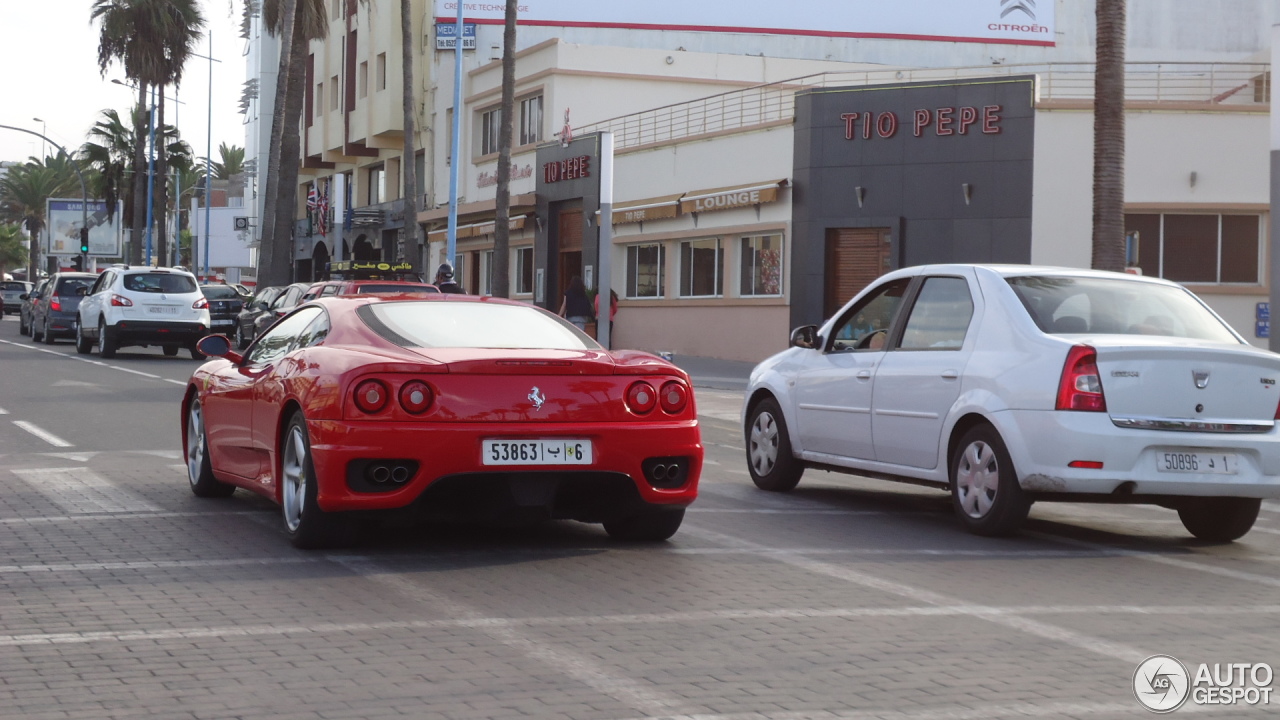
[603,508,686,542]
[1178,497,1260,542]
[950,424,1030,536]
[280,412,356,549]
[97,319,117,359]
[74,321,92,354]
[745,397,803,492]
[186,398,234,498]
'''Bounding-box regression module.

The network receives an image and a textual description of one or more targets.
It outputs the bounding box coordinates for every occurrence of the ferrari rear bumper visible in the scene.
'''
[305,418,702,515]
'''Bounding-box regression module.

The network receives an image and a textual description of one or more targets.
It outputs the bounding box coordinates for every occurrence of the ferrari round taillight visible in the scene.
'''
[626,381,657,415]
[659,381,688,414]
[353,379,390,414]
[399,380,434,414]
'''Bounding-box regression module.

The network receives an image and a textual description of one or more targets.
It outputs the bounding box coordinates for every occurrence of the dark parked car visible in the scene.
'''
[200,284,244,338]
[251,282,311,339]
[2,281,33,314]
[233,285,283,349]
[18,279,49,336]
[27,272,96,344]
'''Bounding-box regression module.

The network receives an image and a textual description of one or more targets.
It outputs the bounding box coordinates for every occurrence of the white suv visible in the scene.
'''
[76,266,210,359]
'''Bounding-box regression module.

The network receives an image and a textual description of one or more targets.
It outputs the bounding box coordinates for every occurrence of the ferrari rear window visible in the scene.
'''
[1006,275,1241,343]
[124,273,197,294]
[360,301,599,350]
[355,284,441,294]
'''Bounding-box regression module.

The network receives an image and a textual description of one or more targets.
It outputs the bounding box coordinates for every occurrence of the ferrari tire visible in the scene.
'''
[97,319,117,359]
[74,322,92,354]
[950,424,1031,537]
[745,397,803,492]
[186,398,235,498]
[163,345,179,357]
[603,508,685,542]
[280,412,357,549]
[1178,497,1260,542]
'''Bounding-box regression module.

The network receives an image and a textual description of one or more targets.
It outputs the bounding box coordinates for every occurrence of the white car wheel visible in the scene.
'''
[949,425,1030,536]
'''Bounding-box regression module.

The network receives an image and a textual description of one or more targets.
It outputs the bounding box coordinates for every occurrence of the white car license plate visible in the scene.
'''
[147,306,179,315]
[1156,451,1237,475]
[482,439,593,466]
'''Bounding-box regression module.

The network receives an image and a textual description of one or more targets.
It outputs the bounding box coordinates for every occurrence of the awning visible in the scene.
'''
[427,215,529,241]
[679,179,788,215]
[604,193,684,225]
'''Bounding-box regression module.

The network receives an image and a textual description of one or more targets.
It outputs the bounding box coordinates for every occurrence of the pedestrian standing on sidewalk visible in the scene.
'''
[434,263,465,294]
[594,289,618,347]
[558,275,593,331]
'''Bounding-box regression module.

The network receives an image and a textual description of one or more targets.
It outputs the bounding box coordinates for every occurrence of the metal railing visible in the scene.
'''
[574,62,1270,152]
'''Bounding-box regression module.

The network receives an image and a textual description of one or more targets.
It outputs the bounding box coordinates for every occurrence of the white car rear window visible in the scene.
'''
[360,301,599,350]
[124,273,197,294]
[1007,276,1240,343]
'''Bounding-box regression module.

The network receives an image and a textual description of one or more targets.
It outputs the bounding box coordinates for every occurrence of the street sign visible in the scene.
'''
[1257,302,1270,321]
[435,22,476,50]
[1257,320,1270,339]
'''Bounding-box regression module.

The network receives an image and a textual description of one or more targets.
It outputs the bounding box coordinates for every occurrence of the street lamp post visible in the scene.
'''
[192,34,221,280]
[32,118,46,159]
[0,124,90,280]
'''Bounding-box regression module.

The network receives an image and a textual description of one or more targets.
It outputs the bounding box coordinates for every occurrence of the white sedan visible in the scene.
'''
[743,264,1280,541]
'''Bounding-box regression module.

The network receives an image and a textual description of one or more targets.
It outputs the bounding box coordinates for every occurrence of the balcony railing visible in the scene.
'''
[574,62,1270,152]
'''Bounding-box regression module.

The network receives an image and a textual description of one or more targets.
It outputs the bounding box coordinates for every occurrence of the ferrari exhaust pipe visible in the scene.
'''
[370,464,391,483]
[391,465,410,484]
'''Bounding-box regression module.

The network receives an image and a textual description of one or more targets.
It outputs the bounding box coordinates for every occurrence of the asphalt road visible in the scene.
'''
[1,313,1279,719]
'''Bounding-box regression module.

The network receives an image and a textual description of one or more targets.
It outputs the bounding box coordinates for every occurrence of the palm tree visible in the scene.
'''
[491,0,518,298]
[260,0,327,287]
[204,143,246,180]
[0,223,27,278]
[0,154,83,280]
[400,0,421,272]
[1092,0,1126,271]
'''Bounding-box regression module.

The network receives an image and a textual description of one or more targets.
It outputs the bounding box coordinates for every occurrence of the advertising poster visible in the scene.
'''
[434,0,1054,46]
[45,199,121,257]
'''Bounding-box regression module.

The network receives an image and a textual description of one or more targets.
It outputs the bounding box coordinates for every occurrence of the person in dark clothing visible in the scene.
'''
[558,275,593,331]
[434,263,465,294]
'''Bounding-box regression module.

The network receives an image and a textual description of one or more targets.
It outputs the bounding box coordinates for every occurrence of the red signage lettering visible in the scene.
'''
[542,155,592,184]
[840,105,1004,141]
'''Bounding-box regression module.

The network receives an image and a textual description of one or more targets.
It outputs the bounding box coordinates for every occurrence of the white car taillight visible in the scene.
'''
[1055,345,1106,412]
[193,297,209,309]
[110,293,133,307]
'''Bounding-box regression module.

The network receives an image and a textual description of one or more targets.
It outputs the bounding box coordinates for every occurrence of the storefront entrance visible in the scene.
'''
[824,227,891,318]
[557,209,583,306]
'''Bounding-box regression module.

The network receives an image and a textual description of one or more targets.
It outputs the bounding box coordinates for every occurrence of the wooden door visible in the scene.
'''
[557,210,584,303]
[824,228,891,318]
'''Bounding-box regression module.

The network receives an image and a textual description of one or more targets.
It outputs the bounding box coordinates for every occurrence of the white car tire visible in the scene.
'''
[745,397,804,492]
[1177,497,1259,543]
[949,424,1031,537]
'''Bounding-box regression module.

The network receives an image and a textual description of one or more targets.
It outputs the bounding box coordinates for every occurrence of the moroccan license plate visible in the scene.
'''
[1155,451,1237,475]
[212,319,234,325]
[147,306,179,315]
[482,439,593,466]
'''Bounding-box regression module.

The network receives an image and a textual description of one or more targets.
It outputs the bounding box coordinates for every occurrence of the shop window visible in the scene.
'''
[480,250,495,295]
[740,234,783,296]
[680,239,722,298]
[516,247,534,295]
[520,95,543,146]
[1125,213,1261,284]
[626,244,665,298]
[481,107,502,155]
[367,164,385,206]
[376,53,387,91]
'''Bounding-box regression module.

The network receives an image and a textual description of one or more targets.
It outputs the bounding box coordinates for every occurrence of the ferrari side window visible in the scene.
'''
[246,307,324,365]
[296,312,331,349]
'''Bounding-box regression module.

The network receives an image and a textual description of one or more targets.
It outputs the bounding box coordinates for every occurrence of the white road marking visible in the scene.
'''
[330,556,698,718]
[50,379,98,388]
[1027,531,1280,590]
[1263,500,1280,513]
[112,366,160,379]
[0,338,188,384]
[629,699,1215,720]
[2,600,1275,648]
[12,467,162,514]
[682,525,1148,664]
[0,407,8,414]
[0,556,320,575]
[163,378,186,385]
[12,420,73,447]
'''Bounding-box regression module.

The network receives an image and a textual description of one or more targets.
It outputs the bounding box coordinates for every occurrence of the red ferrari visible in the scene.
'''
[182,295,701,547]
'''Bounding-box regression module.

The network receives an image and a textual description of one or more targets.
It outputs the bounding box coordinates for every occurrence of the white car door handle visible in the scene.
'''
[855,370,872,380]
[941,370,959,380]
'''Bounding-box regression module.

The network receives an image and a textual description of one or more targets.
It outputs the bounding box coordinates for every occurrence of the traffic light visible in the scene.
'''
[79,227,89,255]
[71,256,83,272]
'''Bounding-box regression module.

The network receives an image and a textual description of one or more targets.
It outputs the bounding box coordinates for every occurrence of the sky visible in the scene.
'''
[0,0,245,166]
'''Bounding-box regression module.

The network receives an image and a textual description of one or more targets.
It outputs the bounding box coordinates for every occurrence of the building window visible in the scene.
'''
[516,247,534,294]
[1126,213,1261,284]
[740,234,783,296]
[330,76,339,111]
[625,244,665,298]
[331,0,341,20]
[480,250,495,295]
[519,95,543,146]
[315,82,325,118]
[453,254,466,292]
[481,107,502,155]
[367,164,385,205]
[376,53,387,91]
[679,238,722,297]
[358,61,368,99]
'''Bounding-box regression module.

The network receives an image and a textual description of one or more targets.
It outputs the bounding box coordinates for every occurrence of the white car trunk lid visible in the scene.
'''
[1093,342,1280,422]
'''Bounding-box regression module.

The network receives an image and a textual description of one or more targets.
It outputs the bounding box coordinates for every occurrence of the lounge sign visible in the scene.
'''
[679,183,783,214]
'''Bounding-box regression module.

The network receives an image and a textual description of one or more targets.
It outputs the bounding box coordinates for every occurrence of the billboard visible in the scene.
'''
[45,199,122,257]
[434,0,1054,46]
